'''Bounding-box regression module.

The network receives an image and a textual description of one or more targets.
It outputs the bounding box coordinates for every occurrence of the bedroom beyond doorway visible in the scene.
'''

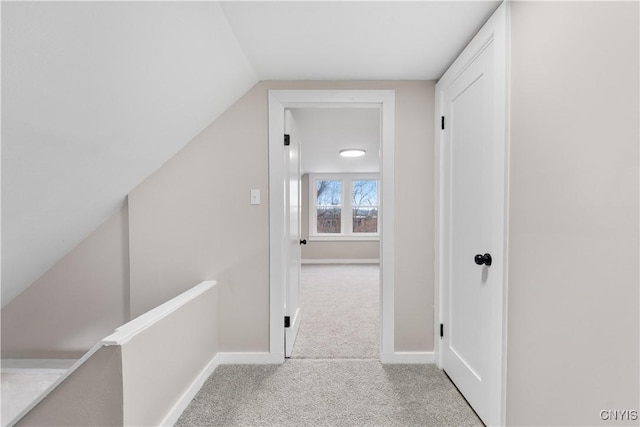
[291,264,379,359]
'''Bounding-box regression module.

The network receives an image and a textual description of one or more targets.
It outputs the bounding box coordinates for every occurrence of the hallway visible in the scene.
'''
[176,265,482,426]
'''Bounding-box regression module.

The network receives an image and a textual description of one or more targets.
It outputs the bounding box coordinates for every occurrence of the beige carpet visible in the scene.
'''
[177,265,483,426]
[176,361,482,426]
[1,373,63,425]
[291,264,379,359]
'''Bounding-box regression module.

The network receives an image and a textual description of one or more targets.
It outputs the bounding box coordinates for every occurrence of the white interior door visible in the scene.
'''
[284,110,302,357]
[437,3,508,426]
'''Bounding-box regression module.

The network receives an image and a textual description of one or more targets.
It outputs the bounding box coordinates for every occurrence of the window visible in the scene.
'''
[310,173,379,240]
[352,179,378,233]
[316,179,342,233]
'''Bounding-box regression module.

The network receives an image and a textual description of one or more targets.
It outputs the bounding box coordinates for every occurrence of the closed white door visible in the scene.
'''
[437,3,508,426]
[284,110,302,357]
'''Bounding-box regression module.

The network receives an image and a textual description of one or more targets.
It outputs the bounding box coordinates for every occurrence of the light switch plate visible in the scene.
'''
[250,189,260,205]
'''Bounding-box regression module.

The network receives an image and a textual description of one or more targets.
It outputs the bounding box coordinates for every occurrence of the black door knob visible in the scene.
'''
[300,239,307,245]
[474,253,492,266]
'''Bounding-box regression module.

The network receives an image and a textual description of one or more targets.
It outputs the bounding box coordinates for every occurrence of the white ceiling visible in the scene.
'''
[2,1,500,306]
[221,1,501,80]
[291,108,380,174]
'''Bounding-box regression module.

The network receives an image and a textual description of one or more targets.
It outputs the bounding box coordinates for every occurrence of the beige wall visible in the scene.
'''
[16,346,124,427]
[122,286,218,426]
[1,80,434,356]
[393,81,435,351]
[1,206,129,358]
[507,2,639,425]
[127,82,271,352]
[129,80,435,352]
[300,174,380,261]
[12,283,218,426]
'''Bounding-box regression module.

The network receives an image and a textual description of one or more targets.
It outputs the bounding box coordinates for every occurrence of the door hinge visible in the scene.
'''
[284,316,291,328]
[284,134,290,146]
[440,323,444,338]
[441,116,445,130]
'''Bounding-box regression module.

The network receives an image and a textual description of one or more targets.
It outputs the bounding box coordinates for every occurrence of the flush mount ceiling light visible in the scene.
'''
[339,149,366,158]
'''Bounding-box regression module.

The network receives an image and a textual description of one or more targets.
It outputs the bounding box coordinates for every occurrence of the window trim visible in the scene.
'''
[309,173,380,241]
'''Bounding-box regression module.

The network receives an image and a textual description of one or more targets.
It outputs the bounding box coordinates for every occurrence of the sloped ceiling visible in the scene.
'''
[2,1,500,306]
[1,2,258,306]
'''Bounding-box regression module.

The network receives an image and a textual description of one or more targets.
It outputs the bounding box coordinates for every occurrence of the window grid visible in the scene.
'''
[310,174,379,240]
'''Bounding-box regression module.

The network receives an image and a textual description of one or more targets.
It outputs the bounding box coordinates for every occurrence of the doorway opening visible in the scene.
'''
[268,90,395,363]
[287,107,381,359]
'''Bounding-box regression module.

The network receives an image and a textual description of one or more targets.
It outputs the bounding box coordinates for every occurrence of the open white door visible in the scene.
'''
[436,3,508,426]
[284,110,302,357]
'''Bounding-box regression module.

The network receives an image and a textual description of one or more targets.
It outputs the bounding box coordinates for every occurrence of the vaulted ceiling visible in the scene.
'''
[1,1,500,306]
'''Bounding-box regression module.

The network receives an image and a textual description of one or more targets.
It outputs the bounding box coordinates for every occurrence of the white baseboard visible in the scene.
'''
[380,352,435,364]
[301,259,380,265]
[162,350,284,427]
[160,353,221,426]
[218,352,283,365]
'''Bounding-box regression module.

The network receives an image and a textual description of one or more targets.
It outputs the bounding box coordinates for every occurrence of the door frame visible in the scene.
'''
[434,2,510,425]
[268,90,395,363]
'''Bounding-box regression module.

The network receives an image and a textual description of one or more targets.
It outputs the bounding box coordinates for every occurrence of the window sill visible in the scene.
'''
[308,235,380,242]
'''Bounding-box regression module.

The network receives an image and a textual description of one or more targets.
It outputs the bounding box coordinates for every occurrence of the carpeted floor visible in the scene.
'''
[176,265,483,426]
[291,264,379,359]
[1,372,64,425]
[176,360,483,426]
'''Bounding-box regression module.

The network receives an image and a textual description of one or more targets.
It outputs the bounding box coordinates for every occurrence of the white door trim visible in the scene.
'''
[268,90,395,363]
[434,2,510,425]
